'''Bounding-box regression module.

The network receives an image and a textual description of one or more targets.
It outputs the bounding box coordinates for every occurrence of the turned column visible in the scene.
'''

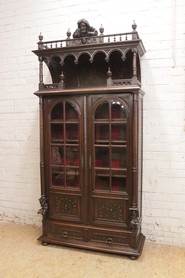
[131,48,138,85]
[129,93,140,244]
[132,93,138,209]
[38,33,44,89]
[38,56,44,89]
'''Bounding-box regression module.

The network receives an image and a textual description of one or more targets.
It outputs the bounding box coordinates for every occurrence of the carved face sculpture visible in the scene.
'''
[79,22,87,35]
[73,19,98,38]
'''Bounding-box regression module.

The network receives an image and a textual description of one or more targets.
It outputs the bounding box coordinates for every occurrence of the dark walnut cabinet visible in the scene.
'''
[33,20,146,259]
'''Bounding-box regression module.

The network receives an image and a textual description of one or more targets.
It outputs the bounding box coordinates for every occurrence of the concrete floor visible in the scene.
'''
[0,221,184,278]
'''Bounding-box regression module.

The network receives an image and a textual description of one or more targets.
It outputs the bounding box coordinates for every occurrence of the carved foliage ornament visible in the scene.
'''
[97,199,124,222]
[38,195,48,219]
[129,208,139,230]
[54,196,79,216]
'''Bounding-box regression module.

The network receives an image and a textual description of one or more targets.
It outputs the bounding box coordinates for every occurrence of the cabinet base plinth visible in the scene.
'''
[38,231,145,259]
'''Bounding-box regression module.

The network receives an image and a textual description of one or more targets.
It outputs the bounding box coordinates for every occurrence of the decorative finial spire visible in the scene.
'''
[39,32,43,42]
[38,32,44,49]
[99,24,104,35]
[60,71,64,81]
[107,67,113,87]
[58,71,65,89]
[132,21,137,31]
[107,67,112,78]
[66,29,71,39]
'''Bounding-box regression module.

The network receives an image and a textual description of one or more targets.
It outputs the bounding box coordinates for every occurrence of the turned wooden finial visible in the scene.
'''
[38,32,44,50]
[107,67,113,86]
[132,20,137,31]
[38,32,43,42]
[132,21,137,40]
[66,28,71,39]
[99,24,104,35]
[107,67,112,78]
[58,71,65,89]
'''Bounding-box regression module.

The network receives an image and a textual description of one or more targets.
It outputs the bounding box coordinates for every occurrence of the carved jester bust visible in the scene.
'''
[73,18,98,38]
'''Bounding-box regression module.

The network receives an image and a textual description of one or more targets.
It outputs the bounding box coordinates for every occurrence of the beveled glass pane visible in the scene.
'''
[51,124,63,142]
[111,147,126,169]
[95,147,109,168]
[95,175,109,191]
[112,176,126,192]
[51,146,64,165]
[66,169,80,188]
[51,102,63,120]
[66,124,79,142]
[52,168,64,186]
[111,101,126,119]
[95,101,109,120]
[65,102,79,120]
[95,124,109,143]
[66,146,79,166]
[111,124,126,142]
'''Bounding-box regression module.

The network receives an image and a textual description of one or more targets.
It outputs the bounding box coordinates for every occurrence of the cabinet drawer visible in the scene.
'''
[91,229,129,247]
[47,223,84,242]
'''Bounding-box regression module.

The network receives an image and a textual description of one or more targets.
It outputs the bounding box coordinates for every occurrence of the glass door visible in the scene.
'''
[47,97,84,222]
[93,98,127,193]
[88,95,130,227]
[50,100,81,189]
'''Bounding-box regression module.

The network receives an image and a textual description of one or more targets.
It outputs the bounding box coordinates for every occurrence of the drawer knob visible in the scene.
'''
[62,231,69,238]
[106,237,113,245]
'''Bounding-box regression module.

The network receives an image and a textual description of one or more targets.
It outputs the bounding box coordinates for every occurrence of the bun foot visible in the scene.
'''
[129,255,137,260]
[42,242,48,246]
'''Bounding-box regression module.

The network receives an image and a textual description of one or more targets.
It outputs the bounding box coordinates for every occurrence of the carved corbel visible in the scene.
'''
[121,53,126,61]
[38,195,48,219]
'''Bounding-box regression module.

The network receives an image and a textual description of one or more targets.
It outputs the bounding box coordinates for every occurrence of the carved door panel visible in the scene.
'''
[44,96,85,223]
[87,94,132,228]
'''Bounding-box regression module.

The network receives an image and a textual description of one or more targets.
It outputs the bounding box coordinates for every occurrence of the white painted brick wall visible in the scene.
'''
[0,0,185,245]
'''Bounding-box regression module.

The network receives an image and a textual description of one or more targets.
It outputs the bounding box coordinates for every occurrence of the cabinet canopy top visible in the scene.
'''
[32,20,146,59]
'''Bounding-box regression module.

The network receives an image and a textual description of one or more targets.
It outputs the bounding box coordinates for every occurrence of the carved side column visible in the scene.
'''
[132,93,138,208]
[38,97,48,220]
[131,48,137,85]
[39,57,44,90]
[129,93,139,246]
[38,33,44,90]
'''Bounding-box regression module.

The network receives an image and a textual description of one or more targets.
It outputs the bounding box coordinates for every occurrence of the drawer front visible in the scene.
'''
[47,222,84,242]
[90,229,130,247]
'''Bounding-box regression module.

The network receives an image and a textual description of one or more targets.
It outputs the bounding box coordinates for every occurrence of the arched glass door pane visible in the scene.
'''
[65,102,79,120]
[93,98,127,193]
[95,101,109,120]
[111,100,126,119]
[50,100,81,189]
[51,102,63,120]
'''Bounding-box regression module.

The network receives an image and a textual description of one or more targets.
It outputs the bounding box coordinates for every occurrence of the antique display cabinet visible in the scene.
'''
[33,19,146,259]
